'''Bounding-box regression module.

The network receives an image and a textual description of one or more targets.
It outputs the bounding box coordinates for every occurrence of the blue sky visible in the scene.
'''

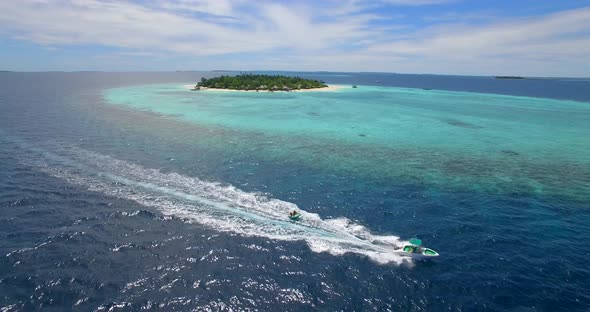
[1,0,589,76]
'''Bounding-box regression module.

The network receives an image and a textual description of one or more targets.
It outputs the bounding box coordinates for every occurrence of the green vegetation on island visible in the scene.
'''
[194,74,328,91]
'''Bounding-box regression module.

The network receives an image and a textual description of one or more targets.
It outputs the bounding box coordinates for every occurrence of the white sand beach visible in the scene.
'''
[183,84,346,92]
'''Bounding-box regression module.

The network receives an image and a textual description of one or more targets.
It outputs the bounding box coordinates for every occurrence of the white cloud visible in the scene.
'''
[155,0,235,17]
[0,0,589,76]
[0,0,375,55]
[380,0,456,5]
[361,7,590,76]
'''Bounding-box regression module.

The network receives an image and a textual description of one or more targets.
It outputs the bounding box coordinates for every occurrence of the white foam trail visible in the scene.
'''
[12,141,410,265]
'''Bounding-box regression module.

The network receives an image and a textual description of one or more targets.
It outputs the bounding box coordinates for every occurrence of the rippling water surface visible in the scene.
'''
[1,72,589,311]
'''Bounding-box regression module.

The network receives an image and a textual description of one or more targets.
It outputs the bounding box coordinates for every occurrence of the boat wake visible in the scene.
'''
[7,137,410,265]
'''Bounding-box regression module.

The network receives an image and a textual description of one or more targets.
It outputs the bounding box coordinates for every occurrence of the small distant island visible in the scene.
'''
[494,76,525,79]
[193,74,328,92]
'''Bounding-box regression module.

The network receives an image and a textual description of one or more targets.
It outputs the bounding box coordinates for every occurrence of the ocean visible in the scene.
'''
[0,71,589,311]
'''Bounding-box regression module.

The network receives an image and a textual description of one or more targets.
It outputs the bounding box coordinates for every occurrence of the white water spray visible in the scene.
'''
[9,138,410,265]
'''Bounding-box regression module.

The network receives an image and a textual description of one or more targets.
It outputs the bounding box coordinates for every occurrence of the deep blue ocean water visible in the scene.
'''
[0,72,589,311]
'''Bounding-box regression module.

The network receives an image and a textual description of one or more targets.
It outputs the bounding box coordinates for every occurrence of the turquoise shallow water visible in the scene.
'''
[104,84,590,201]
[2,72,590,311]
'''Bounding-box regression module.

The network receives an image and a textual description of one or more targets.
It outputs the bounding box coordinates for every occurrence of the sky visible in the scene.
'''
[0,0,589,77]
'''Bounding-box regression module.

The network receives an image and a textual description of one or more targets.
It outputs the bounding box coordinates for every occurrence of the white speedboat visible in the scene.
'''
[395,238,439,259]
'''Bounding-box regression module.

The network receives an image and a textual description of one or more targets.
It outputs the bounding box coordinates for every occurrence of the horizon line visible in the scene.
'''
[1,70,588,79]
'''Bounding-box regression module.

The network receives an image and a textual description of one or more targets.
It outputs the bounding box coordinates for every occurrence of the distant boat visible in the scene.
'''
[352,85,357,88]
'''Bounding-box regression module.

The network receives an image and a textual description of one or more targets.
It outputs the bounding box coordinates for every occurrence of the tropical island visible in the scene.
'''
[192,74,329,92]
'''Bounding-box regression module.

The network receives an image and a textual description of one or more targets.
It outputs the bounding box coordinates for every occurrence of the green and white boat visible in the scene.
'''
[288,212,302,221]
[395,238,439,259]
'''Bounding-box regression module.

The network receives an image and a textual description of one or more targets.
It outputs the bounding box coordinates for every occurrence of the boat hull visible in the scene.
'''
[288,214,302,221]
[395,245,439,259]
